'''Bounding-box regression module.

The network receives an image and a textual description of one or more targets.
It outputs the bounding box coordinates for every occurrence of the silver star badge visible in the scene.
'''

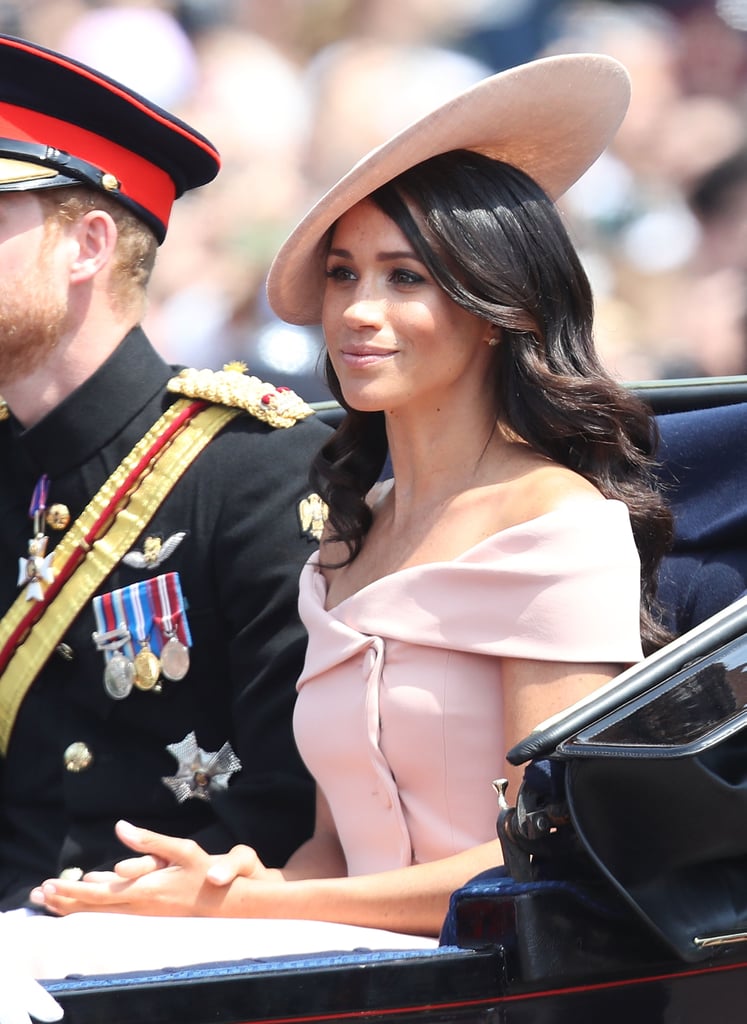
[161,731,242,803]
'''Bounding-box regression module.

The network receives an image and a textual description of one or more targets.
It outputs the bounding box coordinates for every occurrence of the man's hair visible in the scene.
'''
[37,186,158,318]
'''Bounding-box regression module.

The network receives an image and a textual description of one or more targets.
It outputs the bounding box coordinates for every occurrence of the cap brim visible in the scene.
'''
[0,156,60,185]
[267,53,631,326]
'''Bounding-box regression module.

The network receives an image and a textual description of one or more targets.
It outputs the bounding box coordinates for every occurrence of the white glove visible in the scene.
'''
[0,912,63,1024]
[0,973,63,1024]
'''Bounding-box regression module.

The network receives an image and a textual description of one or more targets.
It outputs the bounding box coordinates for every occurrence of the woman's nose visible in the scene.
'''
[342,290,385,329]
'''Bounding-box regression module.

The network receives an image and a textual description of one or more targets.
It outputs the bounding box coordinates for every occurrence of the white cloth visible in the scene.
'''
[11,913,437,981]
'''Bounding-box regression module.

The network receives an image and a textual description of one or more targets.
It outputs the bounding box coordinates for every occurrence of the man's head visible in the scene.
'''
[0,32,220,244]
[0,34,220,409]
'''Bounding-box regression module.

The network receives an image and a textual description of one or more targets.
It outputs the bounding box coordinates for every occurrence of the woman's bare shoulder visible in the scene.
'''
[486,445,605,531]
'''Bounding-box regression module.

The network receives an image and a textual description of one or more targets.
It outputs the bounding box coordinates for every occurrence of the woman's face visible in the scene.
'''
[321,197,494,416]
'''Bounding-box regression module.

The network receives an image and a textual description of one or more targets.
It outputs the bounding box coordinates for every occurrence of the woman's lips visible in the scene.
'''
[339,347,396,367]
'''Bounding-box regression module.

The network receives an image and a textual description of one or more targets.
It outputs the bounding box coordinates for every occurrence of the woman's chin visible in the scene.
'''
[339,385,390,414]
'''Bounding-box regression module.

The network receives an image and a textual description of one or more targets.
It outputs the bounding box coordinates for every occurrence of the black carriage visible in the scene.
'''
[44,374,747,1024]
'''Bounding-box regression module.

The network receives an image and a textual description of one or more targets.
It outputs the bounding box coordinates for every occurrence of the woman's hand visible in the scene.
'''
[30,820,278,917]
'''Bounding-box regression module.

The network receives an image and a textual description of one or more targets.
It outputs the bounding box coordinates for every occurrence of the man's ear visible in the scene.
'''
[68,208,118,284]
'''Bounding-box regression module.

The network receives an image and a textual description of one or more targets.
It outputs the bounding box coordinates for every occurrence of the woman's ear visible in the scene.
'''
[486,324,501,348]
[68,208,118,284]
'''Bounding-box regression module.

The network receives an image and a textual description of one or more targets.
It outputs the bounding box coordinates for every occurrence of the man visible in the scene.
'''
[656,400,747,634]
[0,32,330,914]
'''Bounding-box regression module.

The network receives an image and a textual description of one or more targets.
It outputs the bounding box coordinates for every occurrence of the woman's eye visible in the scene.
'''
[391,268,423,285]
[325,265,356,281]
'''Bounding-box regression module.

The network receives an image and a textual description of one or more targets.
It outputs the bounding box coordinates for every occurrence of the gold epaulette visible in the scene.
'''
[0,397,9,422]
[166,362,314,429]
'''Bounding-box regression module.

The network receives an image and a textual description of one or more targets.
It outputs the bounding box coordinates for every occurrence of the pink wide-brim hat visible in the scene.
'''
[266,52,631,326]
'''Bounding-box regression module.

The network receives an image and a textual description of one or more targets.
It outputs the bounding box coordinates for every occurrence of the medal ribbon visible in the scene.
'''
[0,399,242,753]
[150,572,191,648]
[92,590,134,663]
[110,588,135,660]
[122,579,154,648]
[99,591,117,634]
[29,474,50,533]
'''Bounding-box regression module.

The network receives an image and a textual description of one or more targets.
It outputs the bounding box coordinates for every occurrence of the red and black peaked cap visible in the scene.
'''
[0,33,220,243]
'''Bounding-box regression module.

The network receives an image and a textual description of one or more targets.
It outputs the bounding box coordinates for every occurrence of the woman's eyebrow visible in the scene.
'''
[327,246,421,261]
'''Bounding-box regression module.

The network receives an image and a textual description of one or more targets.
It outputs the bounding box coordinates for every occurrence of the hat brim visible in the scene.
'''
[266,52,631,326]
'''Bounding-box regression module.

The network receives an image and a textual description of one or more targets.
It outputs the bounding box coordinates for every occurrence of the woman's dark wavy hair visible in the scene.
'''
[312,149,673,654]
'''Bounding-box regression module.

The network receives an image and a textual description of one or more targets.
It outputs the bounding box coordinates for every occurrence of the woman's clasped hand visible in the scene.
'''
[32,820,277,917]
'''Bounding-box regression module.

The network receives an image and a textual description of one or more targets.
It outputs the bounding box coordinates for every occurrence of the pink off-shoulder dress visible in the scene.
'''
[294,499,644,877]
[13,502,648,980]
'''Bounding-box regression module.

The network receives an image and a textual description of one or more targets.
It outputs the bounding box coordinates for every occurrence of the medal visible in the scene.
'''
[104,650,135,700]
[161,731,242,803]
[160,633,190,681]
[92,573,192,698]
[133,642,161,690]
[92,620,135,700]
[150,572,192,683]
[128,583,160,689]
[18,475,56,601]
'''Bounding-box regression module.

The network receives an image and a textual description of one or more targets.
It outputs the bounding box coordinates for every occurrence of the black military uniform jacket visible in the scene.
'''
[0,328,331,909]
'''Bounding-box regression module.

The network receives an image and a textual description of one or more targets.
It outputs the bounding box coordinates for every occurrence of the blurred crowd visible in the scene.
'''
[8,0,747,396]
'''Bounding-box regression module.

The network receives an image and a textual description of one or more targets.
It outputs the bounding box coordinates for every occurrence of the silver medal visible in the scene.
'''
[104,651,135,700]
[160,635,190,681]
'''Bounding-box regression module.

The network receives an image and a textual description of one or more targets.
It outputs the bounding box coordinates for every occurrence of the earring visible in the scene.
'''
[487,336,499,347]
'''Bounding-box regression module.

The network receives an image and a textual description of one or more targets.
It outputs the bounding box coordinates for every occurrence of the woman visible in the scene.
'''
[25,51,670,966]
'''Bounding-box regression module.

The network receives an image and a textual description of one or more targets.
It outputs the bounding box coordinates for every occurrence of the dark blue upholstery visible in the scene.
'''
[43,946,457,995]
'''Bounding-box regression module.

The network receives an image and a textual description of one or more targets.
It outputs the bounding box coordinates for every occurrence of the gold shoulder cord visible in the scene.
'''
[0,399,241,755]
[167,363,314,428]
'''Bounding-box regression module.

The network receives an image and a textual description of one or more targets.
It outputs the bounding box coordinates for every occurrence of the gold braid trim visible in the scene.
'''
[0,400,241,755]
[167,363,314,429]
